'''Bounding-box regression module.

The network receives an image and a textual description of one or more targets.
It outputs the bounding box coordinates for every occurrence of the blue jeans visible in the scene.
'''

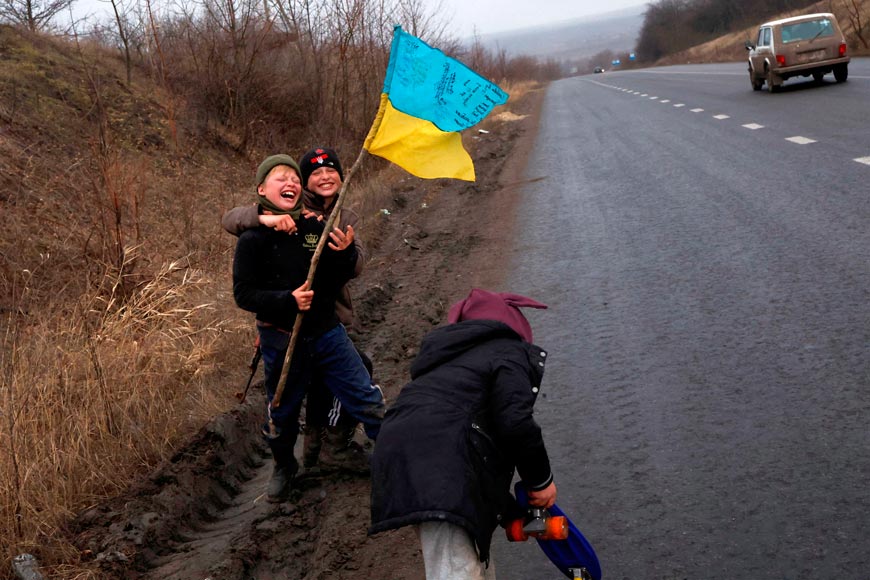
[306,347,375,430]
[258,323,384,466]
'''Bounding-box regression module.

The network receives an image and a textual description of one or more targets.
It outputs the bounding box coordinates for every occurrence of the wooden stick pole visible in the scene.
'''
[270,148,368,408]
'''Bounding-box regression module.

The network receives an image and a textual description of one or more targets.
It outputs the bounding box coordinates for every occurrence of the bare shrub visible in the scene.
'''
[841,0,869,48]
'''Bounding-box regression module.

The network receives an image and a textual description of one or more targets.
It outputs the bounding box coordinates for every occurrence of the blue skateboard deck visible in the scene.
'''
[513,482,602,580]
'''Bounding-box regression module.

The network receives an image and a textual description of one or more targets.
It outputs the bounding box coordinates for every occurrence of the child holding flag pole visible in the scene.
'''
[231,153,383,502]
[224,147,374,474]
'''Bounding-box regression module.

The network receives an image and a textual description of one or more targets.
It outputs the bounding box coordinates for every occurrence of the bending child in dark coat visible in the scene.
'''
[369,288,556,579]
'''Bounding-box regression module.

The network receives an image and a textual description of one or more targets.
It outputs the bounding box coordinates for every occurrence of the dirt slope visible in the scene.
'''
[68,85,546,580]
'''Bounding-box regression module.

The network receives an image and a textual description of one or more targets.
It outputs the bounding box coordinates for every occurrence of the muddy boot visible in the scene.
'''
[266,457,297,503]
[302,424,325,469]
[319,425,371,475]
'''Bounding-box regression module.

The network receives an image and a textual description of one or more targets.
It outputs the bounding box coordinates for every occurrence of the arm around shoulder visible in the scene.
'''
[222,204,260,236]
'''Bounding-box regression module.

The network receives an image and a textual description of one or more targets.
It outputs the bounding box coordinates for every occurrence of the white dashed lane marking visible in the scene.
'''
[594,80,868,166]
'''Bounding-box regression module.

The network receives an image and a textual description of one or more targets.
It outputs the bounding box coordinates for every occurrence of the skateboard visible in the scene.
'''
[506,482,602,580]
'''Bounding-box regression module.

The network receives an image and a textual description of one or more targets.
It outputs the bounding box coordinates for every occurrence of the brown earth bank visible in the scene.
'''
[65,85,547,580]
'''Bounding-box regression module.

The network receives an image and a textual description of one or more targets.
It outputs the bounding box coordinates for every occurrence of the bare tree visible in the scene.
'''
[0,0,73,31]
[841,0,868,48]
[270,0,331,127]
[109,0,134,84]
[395,0,451,44]
[144,0,179,149]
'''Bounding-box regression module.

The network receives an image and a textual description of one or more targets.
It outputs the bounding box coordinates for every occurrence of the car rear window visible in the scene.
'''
[781,18,834,43]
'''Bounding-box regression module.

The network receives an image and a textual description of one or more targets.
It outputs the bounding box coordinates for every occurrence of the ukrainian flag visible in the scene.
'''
[364,26,509,182]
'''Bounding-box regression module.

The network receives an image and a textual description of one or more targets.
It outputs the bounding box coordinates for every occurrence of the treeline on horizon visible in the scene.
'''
[636,0,821,62]
[579,0,829,71]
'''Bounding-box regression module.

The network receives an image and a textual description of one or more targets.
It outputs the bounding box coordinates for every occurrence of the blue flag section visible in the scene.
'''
[383,25,509,133]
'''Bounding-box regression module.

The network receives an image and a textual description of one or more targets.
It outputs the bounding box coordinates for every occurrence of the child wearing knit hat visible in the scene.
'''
[222,147,372,474]
[232,154,384,502]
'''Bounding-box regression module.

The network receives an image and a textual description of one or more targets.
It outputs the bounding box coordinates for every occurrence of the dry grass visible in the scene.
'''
[0,33,256,557]
[1,248,247,570]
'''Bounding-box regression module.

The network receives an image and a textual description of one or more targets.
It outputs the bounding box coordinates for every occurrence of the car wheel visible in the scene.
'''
[766,69,780,93]
[750,70,763,91]
[812,71,825,83]
[833,63,848,83]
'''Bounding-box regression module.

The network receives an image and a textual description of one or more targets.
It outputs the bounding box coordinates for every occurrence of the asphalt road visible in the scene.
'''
[493,59,870,579]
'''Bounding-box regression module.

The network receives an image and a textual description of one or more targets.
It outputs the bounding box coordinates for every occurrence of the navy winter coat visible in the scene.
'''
[369,319,553,563]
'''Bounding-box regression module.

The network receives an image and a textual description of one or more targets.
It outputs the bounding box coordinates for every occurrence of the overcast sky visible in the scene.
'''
[439,0,648,37]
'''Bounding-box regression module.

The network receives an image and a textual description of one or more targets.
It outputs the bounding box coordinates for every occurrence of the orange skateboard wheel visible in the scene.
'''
[541,515,569,540]
[506,519,528,542]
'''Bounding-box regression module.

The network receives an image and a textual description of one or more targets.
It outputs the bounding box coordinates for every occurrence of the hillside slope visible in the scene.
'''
[0,24,252,310]
[658,0,870,64]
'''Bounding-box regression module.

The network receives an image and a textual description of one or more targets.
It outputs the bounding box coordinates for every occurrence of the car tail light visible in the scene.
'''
[839,43,847,57]
[776,54,786,67]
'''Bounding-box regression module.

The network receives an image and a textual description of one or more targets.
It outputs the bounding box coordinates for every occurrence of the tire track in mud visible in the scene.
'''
[73,395,274,578]
[142,450,274,580]
[75,390,382,580]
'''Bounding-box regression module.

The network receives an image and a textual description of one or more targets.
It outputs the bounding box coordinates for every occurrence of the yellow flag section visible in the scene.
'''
[364,94,475,182]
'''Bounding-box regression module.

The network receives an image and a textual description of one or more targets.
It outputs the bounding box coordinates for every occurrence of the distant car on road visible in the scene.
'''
[593,66,605,74]
[745,12,850,93]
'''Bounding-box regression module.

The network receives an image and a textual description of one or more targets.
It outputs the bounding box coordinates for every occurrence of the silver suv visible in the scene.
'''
[745,13,850,93]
